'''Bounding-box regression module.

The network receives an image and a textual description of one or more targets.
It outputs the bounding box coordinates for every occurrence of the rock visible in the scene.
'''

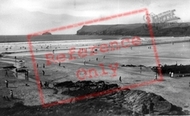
[53,81,183,115]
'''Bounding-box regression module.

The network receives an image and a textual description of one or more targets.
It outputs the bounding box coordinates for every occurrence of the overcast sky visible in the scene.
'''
[0,0,189,35]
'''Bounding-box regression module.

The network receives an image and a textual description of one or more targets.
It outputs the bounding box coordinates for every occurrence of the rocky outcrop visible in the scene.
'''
[53,81,185,115]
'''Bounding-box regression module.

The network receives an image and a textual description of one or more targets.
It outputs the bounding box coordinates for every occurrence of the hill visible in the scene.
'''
[77,23,190,36]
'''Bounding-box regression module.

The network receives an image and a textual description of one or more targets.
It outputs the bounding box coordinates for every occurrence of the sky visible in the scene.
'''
[0,0,189,35]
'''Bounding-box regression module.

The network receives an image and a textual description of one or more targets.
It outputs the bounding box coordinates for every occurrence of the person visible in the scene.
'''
[96,58,98,61]
[155,72,158,80]
[25,71,29,80]
[140,66,142,73]
[5,80,8,88]
[59,62,61,66]
[43,64,45,68]
[15,71,18,78]
[53,50,55,54]
[171,72,174,78]
[42,70,45,76]
[119,76,122,83]
[10,90,13,99]
[5,70,8,77]
[14,56,17,62]
[149,100,154,115]
[169,72,171,77]
[141,103,148,116]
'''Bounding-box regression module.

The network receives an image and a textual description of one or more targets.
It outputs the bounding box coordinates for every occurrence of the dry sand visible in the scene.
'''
[0,37,189,112]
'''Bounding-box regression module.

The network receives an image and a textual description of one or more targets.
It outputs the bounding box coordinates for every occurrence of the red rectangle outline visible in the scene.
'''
[27,8,163,108]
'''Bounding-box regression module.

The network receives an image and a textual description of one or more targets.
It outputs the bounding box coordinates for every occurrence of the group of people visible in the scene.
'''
[169,72,174,77]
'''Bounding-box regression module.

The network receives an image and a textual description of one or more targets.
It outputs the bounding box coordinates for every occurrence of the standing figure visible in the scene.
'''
[119,76,122,83]
[15,68,18,78]
[140,66,142,73]
[10,90,13,99]
[25,71,29,81]
[5,70,9,77]
[169,72,171,77]
[171,72,174,78]
[5,80,9,88]
[43,64,45,68]
[155,72,158,80]
[42,70,45,76]
[96,58,98,61]
[14,56,17,62]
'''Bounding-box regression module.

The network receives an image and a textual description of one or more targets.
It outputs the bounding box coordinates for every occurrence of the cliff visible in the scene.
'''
[77,23,190,37]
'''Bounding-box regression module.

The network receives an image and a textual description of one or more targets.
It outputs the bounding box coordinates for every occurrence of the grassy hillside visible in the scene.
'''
[77,23,190,36]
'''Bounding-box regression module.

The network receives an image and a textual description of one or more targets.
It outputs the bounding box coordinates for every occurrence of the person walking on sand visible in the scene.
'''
[14,56,17,62]
[42,70,45,76]
[5,80,9,88]
[10,90,13,99]
[140,66,142,73]
[84,60,86,65]
[155,72,158,80]
[25,71,29,81]
[119,76,122,83]
[43,63,45,68]
[171,72,174,78]
[5,70,8,77]
[96,57,98,61]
